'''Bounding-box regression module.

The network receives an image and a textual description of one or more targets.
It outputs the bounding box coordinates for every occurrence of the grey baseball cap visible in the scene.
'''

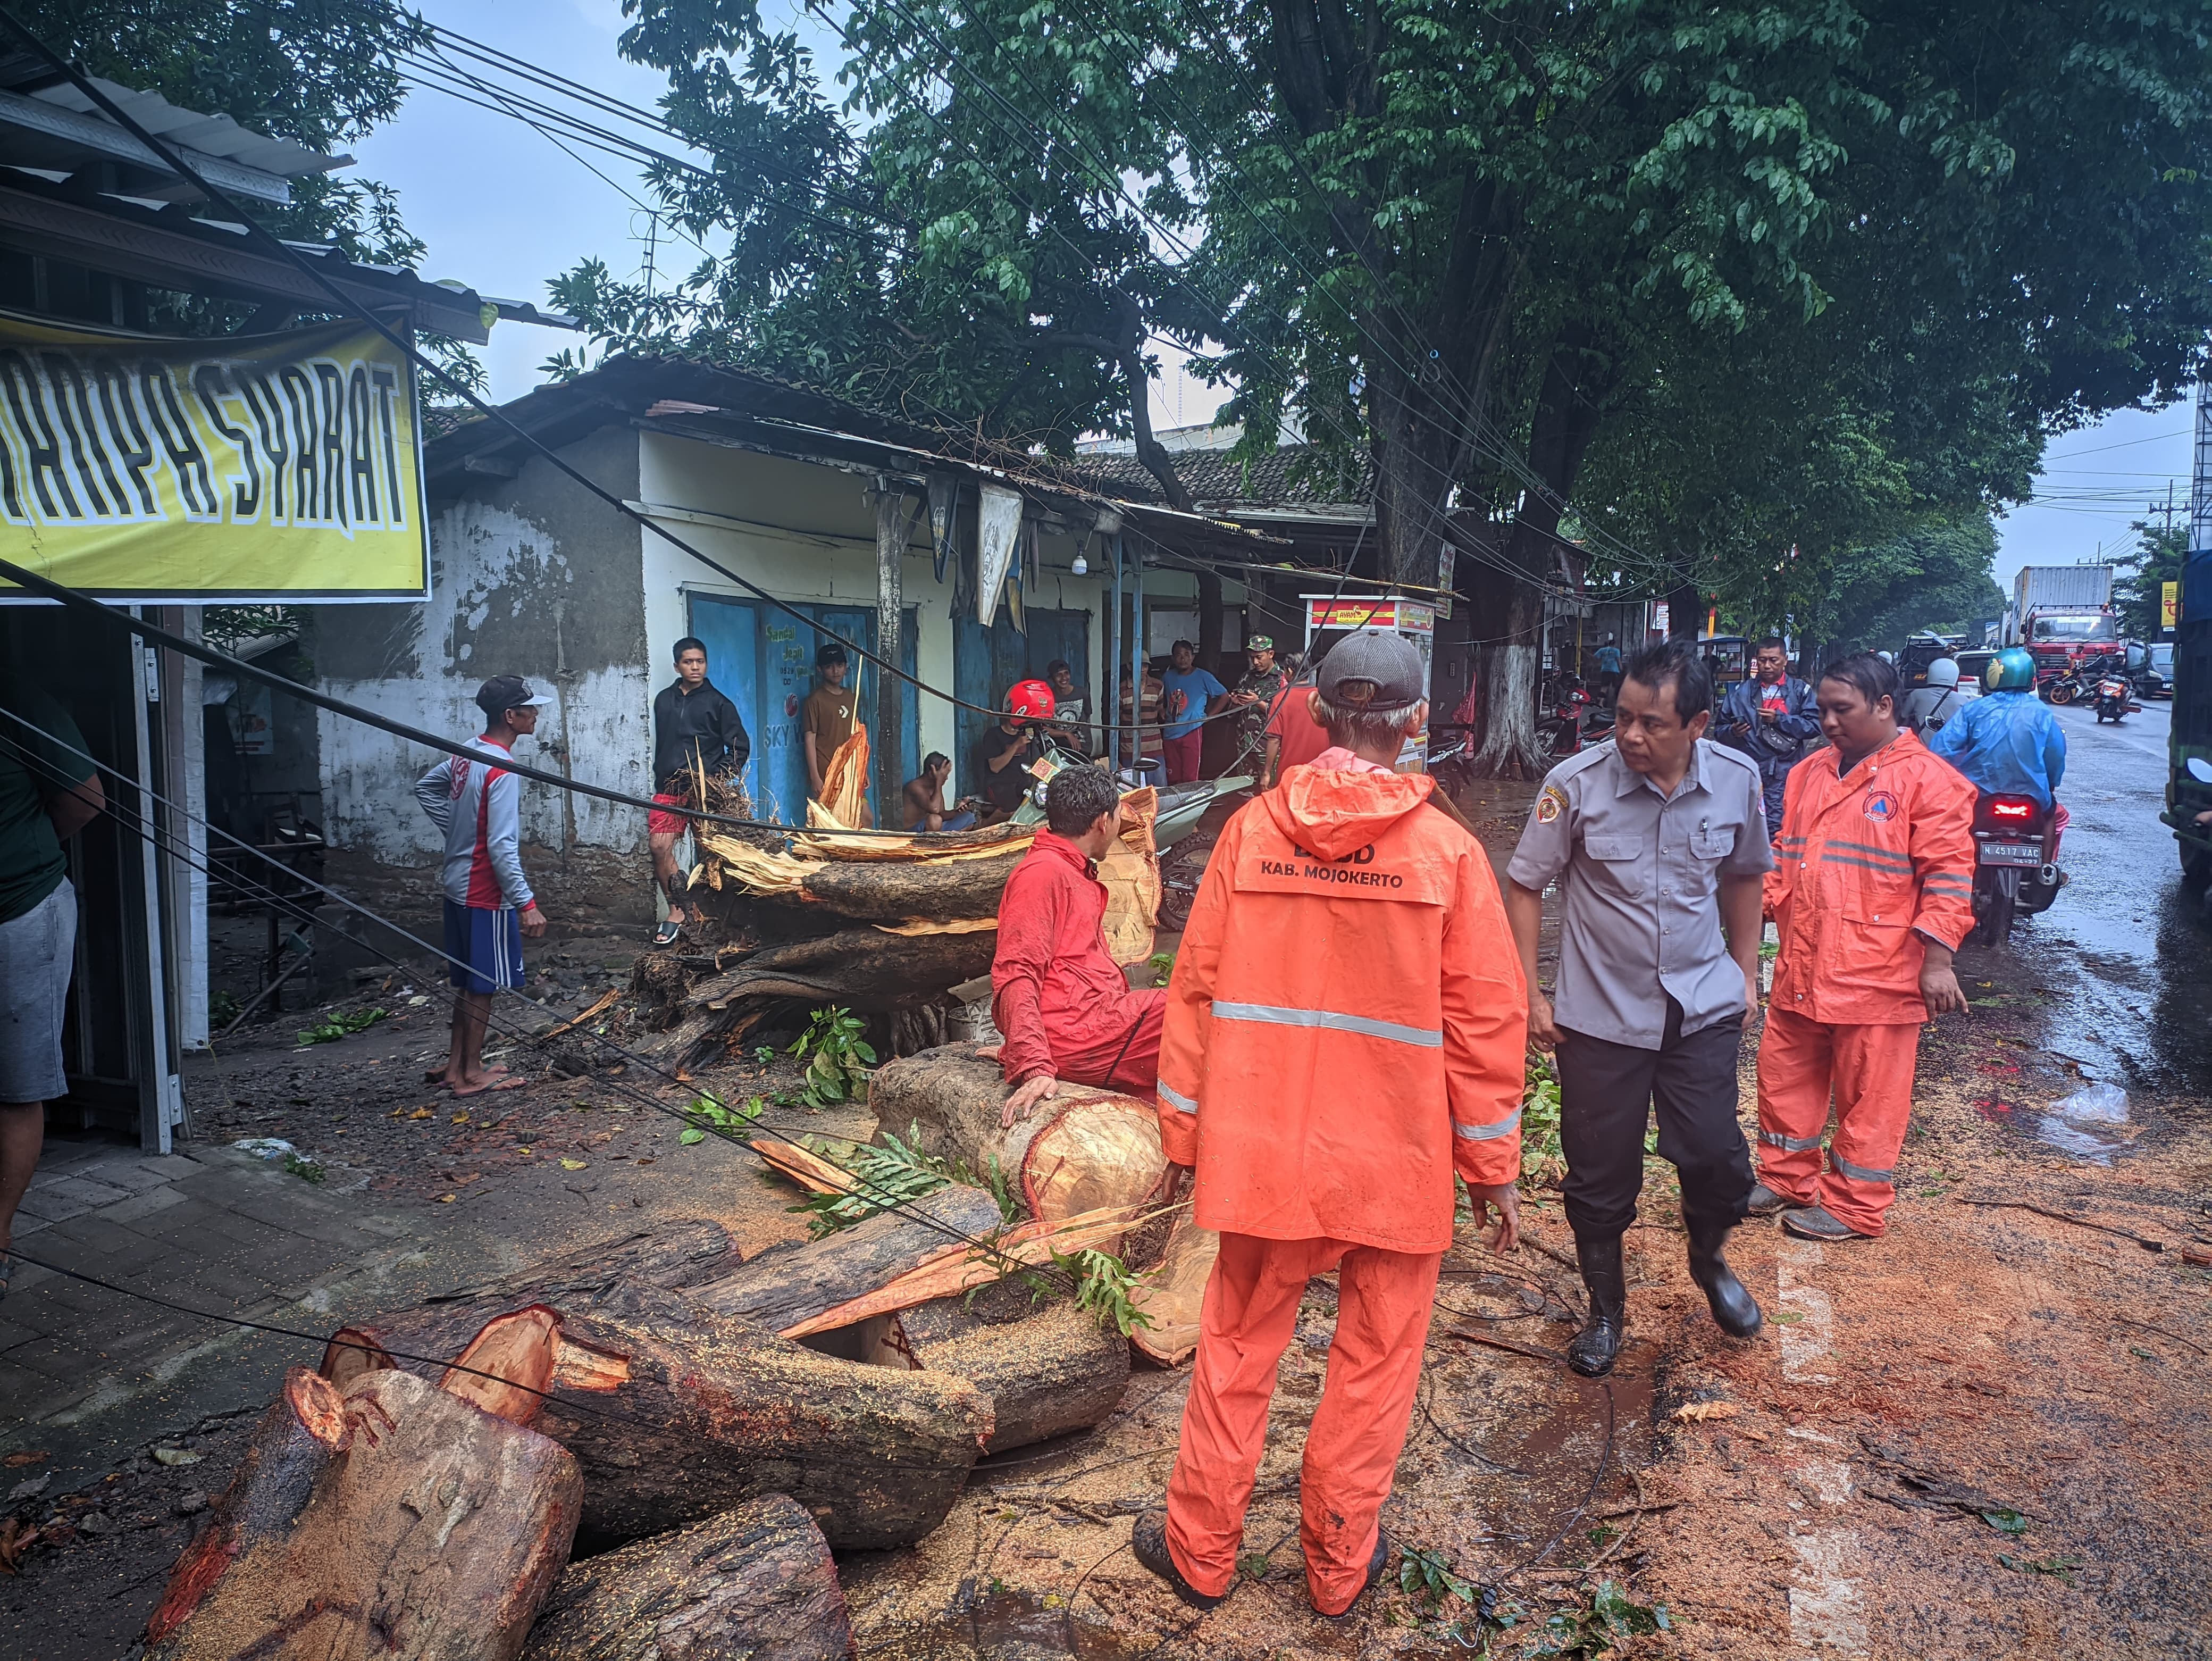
[1316,628,1424,712]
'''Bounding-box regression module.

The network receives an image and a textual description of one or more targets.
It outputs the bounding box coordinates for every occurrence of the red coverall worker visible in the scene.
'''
[1758,730,1975,1235]
[1153,758,1527,1614]
[991,830,1166,1094]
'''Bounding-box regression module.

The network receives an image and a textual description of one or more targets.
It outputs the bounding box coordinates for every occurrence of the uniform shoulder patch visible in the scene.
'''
[1863,789,1900,822]
[1535,784,1566,823]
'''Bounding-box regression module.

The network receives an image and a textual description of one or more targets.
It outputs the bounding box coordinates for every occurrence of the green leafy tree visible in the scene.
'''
[2113,512,2189,641]
[568,0,2212,768]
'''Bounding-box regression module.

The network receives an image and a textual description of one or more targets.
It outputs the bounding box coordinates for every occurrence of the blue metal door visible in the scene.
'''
[687,595,918,825]
[954,605,1091,790]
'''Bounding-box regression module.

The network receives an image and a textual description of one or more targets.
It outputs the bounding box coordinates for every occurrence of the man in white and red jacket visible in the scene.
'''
[415,675,551,1096]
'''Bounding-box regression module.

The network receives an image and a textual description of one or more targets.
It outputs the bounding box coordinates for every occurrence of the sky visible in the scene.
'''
[352,0,2197,569]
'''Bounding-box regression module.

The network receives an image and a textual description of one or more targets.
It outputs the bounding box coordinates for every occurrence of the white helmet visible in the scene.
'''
[1925,658,1960,689]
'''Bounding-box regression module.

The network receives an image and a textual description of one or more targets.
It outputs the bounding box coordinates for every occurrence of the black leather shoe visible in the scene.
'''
[1132,1512,1225,1610]
[1686,1220,1764,1339]
[1313,1525,1392,1622]
[1568,1234,1628,1378]
[1745,1182,1803,1217]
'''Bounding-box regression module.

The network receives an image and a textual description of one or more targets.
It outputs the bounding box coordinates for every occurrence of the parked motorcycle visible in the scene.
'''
[1538,673,1595,760]
[2092,670,2141,724]
[1970,790,2063,944]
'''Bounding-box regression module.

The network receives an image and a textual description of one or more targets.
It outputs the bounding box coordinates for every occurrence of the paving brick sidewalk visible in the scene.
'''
[2,1130,463,1459]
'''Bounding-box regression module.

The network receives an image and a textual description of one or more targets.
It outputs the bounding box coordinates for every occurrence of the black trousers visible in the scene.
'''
[1555,999,1753,1241]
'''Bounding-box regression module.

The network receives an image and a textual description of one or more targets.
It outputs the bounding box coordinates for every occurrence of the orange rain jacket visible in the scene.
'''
[1154,762,1528,1255]
[1764,730,1977,1025]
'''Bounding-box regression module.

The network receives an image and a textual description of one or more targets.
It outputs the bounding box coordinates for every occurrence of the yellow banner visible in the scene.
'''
[2163,580,2180,629]
[0,317,428,599]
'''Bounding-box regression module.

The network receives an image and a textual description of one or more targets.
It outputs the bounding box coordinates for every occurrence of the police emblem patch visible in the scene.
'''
[1864,790,1900,822]
[1536,785,1566,824]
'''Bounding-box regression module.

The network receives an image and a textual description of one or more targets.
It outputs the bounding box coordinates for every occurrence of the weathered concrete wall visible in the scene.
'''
[313,425,652,927]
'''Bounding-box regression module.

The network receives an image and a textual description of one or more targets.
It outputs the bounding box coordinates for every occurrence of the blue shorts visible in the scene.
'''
[444,899,524,995]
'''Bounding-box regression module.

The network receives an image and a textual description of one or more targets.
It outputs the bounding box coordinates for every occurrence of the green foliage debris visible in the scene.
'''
[790,1006,875,1107]
[298,1007,385,1046]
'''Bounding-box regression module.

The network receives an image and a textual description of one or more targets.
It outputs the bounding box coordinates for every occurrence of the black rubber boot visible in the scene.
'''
[1686,1218,1764,1339]
[1568,1234,1628,1378]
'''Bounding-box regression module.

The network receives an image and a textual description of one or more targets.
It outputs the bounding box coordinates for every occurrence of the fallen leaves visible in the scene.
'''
[407,1108,433,1121]
[0,1517,41,1575]
[151,1447,203,1467]
[559,1158,588,1171]
[1,1453,45,1469]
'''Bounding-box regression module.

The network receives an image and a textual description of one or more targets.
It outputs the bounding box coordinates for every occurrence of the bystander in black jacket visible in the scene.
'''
[653,679,750,788]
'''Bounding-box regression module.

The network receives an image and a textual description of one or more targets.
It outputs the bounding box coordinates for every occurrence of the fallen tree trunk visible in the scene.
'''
[520,1495,852,1661]
[786,849,1024,923]
[671,929,998,1016]
[424,1220,742,1309]
[321,1286,988,1552]
[689,1185,1009,1334]
[147,1366,582,1661]
[900,1292,1130,1454]
[868,1046,1166,1237]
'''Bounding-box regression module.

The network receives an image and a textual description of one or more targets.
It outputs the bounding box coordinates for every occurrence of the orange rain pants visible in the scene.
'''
[1755,1007,1922,1236]
[1163,1232,1442,1615]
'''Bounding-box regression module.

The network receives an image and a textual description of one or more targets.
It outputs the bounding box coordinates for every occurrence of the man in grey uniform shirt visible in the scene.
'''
[1505,639,1772,1376]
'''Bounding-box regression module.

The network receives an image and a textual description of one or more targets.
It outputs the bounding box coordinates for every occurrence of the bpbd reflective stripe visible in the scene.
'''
[1209,1000,1444,1048]
[1825,837,1912,866]
[1158,1080,1199,1116]
[1759,1128,1822,1152]
[1453,1107,1521,1142]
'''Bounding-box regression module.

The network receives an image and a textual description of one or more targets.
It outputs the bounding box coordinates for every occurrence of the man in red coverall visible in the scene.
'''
[990,765,1166,1124]
[1134,629,1528,1620]
[1753,652,1976,1242]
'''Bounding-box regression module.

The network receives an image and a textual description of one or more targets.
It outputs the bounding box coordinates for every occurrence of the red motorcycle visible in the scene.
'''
[1971,791,2063,944]
[1539,673,1596,760]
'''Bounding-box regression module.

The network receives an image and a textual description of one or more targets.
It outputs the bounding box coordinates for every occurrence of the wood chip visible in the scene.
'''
[1671,1401,1741,1423]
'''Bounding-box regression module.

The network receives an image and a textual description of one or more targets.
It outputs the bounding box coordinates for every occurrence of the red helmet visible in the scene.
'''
[1006,678,1057,720]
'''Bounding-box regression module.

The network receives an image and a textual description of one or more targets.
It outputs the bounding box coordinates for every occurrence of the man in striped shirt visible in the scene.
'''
[416,676,551,1096]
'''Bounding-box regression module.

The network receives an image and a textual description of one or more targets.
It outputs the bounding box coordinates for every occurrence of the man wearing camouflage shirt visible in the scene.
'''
[1228,635,1287,768]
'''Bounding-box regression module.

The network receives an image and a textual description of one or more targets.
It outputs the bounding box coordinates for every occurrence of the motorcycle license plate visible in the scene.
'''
[1980,841,2044,866]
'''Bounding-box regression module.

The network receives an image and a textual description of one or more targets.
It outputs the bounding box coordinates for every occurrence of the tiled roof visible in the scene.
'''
[1055,444,1371,510]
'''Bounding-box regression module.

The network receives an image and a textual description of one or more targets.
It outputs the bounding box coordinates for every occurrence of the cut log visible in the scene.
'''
[901,1291,1130,1454]
[319,1286,989,1551]
[1128,1209,1221,1366]
[521,1495,852,1661]
[147,1366,582,1661]
[868,1046,1166,1239]
[689,1184,1009,1334]
[790,847,1024,923]
[867,1044,1016,1164]
[423,1220,742,1309]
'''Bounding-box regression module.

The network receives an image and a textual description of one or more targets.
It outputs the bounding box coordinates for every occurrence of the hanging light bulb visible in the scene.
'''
[1070,548,1090,576]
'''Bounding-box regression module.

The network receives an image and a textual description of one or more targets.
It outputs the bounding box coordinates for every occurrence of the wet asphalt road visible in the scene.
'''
[1967,695,2212,1111]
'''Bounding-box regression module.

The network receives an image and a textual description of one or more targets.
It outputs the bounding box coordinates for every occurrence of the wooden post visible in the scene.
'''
[1127,535,1145,774]
[1107,530,1122,773]
[874,481,907,828]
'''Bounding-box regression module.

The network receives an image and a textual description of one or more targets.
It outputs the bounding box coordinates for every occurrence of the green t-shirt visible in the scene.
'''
[0,682,92,923]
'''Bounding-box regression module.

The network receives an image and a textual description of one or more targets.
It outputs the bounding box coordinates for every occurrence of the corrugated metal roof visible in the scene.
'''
[0,71,343,206]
